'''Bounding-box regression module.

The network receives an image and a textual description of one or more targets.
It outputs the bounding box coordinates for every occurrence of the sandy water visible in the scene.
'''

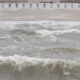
[0,21,80,80]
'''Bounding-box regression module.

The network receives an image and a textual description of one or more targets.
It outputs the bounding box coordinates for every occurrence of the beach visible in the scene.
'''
[0,8,80,21]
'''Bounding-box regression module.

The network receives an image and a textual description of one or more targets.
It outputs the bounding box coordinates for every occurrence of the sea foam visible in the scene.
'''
[0,55,80,80]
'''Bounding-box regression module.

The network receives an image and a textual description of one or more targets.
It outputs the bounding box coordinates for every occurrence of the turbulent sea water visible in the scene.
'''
[0,21,80,80]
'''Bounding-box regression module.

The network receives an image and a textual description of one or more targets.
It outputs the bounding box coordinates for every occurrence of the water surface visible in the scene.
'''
[0,21,80,80]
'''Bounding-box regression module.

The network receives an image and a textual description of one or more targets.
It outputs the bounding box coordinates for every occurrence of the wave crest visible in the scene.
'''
[0,55,79,70]
[0,55,80,80]
[36,29,80,36]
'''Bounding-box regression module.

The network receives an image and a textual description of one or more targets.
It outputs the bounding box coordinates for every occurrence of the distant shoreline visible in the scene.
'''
[0,8,80,21]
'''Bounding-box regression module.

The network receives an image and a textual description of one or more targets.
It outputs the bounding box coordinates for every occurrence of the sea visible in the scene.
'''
[0,21,80,80]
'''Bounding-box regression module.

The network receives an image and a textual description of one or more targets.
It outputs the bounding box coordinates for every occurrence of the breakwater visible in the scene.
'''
[0,3,80,8]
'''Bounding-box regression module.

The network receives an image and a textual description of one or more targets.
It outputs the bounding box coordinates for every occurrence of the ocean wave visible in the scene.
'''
[0,55,79,71]
[0,55,80,80]
[0,21,80,80]
[0,21,80,28]
[36,29,80,36]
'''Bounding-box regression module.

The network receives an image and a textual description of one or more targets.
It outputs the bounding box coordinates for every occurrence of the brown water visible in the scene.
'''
[0,21,80,80]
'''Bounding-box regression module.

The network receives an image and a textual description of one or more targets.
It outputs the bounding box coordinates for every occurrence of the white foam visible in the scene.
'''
[0,55,79,80]
[0,21,80,26]
[0,21,80,31]
[36,29,80,36]
[0,55,79,70]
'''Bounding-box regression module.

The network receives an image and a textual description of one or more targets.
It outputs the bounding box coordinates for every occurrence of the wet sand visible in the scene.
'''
[0,8,80,21]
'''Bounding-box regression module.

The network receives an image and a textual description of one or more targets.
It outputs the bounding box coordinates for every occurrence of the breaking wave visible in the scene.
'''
[0,21,80,80]
[36,29,80,36]
[0,55,80,80]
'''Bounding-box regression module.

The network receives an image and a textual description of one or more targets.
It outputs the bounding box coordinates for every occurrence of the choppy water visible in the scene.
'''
[0,21,80,80]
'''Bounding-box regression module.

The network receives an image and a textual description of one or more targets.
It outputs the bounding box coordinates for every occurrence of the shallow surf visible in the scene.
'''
[0,21,80,80]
